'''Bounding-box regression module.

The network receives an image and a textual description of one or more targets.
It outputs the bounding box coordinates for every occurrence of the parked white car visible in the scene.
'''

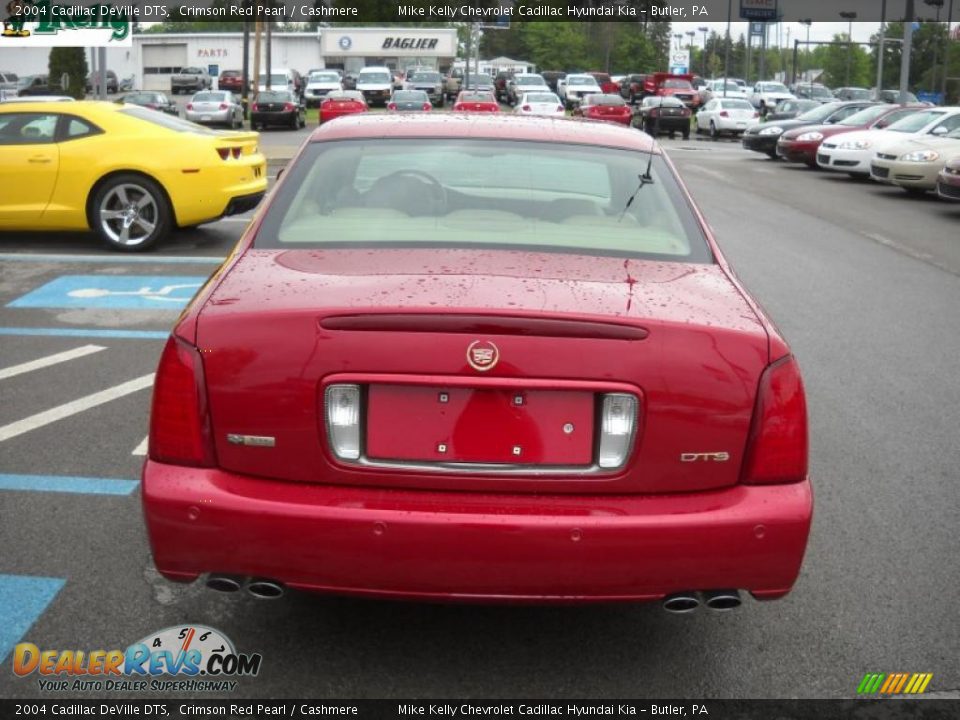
[749,81,796,116]
[304,71,342,108]
[817,107,960,176]
[515,91,565,117]
[696,98,759,138]
[356,66,394,107]
[701,79,749,104]
[560,74,602,109]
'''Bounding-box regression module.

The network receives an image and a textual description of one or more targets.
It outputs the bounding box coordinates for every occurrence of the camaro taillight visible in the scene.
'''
[741,355,808,485]
[598,393,638,469]
[325,384,361,460]
[149,336,215,467]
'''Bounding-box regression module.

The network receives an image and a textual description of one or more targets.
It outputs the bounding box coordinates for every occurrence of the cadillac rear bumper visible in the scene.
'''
[142,461,812,603]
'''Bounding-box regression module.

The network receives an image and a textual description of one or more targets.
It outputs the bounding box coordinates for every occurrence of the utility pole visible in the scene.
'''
[839,11,857,86]
[876,0,887,98]
[900,0,915,103]
[699,26,709,76]
[925,0,944,93]
[253,20,261,107]
[242,20,250,118]
[723,0,731,96]
[265,19,272,90]
[943,0,955,101]
[799,19,812,82]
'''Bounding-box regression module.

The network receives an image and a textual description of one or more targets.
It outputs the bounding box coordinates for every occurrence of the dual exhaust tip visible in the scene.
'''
[206,574,285,600]
[662,589,742,613]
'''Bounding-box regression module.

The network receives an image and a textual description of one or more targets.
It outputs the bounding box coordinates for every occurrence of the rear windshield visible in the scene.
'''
[410,72,442,83]
[118,107,216,134]
[587,95,626,106]
[524,93,559,104]
[760,83,789,93]
[663,80,692,89]
[567,77,598,86]
[393,91,428,102]
[720,99,753,109]
[517,76,546,85]
[258,91,292,103]
[795,102,843,123]
[461,92,495,102]
[310,72,341,83]
[193,92,226,102]
[360,72,391,84]
[255,139,712,263]
[646,97,683,107]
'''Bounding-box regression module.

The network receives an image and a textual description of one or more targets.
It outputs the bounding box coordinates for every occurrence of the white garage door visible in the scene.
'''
[142,44,188,91]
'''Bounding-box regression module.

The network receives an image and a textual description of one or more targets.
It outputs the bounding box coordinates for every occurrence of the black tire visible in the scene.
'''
[767,150,778,160]
[298,113,306,129]
[90,174,171,252]
[644,121,655,136]
[709,121,719,140]
[290,113,298,130]
[682,130,690,140]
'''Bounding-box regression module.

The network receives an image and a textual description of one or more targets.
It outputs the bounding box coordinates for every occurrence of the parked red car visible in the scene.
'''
[572,93,633,126]
[318,90,367,124]
[452,90,499,112]
[587,71,619,95]
[776,103,928,166]
[643,72,701,110]
[218,70,246,94]
[143,114,812,608]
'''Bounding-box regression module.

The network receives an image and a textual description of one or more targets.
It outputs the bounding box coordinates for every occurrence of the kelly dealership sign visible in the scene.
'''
[1,0,131,46]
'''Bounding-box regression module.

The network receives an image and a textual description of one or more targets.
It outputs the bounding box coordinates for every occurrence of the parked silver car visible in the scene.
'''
[184,90,244,128]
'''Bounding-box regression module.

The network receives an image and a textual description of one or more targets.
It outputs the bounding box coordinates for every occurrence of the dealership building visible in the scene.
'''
[2,27,459,91]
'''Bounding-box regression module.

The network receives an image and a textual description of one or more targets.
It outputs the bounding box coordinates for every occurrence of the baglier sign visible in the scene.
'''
[739,0,777,20]
[382,37,439,50]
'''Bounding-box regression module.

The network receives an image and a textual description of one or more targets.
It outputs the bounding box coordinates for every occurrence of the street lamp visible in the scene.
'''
[925,0,944,94]
[839,11,857,86]
[686,30,697,74]
[799,19,811,82]
[943,0,955,101]
[674,33,683,50]
[699,26,710,77]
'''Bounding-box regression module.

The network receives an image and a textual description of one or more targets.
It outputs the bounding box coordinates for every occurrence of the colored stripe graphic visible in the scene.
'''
[858,672,933,694]
[0,473,139,496]
[0,575,65,664]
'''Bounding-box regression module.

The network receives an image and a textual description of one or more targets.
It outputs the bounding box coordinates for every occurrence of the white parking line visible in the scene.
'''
[132,435,149,456]
[0,345,105,381]
[0,374,155,443]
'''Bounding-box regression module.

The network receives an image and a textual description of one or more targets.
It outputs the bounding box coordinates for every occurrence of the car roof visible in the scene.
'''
[309,113,659,154]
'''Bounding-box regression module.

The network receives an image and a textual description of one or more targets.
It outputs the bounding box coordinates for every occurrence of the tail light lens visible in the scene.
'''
[283,102,295,111]
[522,104,531,111]
[556,105,564,112]
[216,148,229,160]
[422,103,431,111]
[325,384,361,460]
[681,109,691,116]
[453,103,463,111]
[231,147,241,159]
[251,103,258,111]
[753,112,760,118]
[720,111,730,118]
[186,103,193,110]
[218,103,228,110]
[598,393,638,469]
[741,355,808,485]
[387,102,397,110]
[149,336,215,467]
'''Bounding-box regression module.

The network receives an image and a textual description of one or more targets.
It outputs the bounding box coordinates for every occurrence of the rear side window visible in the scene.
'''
[255,139,712,264]
[0,112,58,144]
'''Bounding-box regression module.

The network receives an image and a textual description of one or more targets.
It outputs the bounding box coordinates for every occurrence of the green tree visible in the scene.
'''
[48,48,87,100]
[520,23,589,70]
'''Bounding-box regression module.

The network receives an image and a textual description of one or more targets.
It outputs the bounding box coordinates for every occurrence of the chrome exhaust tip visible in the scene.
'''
[703,589,742,611]
[662,592,700,613]
[205,574,243,593]
[246,579,285,600]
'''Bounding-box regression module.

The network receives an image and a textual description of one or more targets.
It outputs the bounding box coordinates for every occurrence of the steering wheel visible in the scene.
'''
[371,169,447,215]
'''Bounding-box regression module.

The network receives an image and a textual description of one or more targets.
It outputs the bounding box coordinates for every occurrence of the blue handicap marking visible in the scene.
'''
[8,275,207,310]
[0,574,65,664]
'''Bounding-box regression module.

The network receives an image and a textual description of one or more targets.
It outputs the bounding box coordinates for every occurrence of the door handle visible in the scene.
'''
[28,156,52,164]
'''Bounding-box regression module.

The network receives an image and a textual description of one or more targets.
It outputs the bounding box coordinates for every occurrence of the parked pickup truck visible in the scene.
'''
[748,81,796,116]
[171,67,212,95]
[641,73,701,110]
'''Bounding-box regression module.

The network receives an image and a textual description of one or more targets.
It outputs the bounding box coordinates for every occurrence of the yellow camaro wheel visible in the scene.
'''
[91,174,171,252]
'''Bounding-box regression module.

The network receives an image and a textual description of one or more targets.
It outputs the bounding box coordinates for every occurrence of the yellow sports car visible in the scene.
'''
[0,101,267,251]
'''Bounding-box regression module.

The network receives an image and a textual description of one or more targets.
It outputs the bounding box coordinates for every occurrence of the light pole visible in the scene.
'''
[699,26,709,77]
[799,19,811,82]
[674,33,683,50]
[925,0,944,96]
[723,0,732,97]
[876,0,887,99]
[686,30,696,74]
[839,11,857,86]
[943,0,955,101]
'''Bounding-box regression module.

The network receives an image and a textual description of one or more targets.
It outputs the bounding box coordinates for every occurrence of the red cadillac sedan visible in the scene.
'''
[452,90,500,113]
[776,103,927,166]
[572,93,634,126]
[143,114,812,610]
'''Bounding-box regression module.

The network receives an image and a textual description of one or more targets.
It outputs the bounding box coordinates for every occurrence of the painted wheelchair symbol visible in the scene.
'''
[66,282,202,303]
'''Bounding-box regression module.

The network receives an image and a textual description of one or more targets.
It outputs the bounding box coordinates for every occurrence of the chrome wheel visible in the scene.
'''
[97,183,159,247]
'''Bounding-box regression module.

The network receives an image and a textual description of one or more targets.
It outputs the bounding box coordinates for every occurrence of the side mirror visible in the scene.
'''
[931,125,948,136]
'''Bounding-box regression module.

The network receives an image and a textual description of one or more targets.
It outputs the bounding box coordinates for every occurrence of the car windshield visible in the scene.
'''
[721,99,753,109]
[259,91,291,103]
[839,105,893,126]
[256,139,711,263]
[844,88,872,99]
[411,72,442,83]
[568,77,598,86]
[761,83,789,93]
[647,97,683,107]
[716,81,740,91]
[193,92,226,102]
[259,74,288,86]
[795,103,841,123]
[310,72,340,83]
[393,91,428,102]
[525,93,559,103]
[360,72,391,84]
[886,110,945,132]
[118,107,216,134]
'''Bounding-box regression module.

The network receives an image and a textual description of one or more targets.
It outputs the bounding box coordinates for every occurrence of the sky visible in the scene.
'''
[673,21,885,47]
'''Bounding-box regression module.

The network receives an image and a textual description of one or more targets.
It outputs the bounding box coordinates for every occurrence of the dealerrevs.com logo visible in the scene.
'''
[13,625,261,693]
[1,0,131,46]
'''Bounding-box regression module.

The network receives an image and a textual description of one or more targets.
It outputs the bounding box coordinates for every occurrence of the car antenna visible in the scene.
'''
[618,130,656,223]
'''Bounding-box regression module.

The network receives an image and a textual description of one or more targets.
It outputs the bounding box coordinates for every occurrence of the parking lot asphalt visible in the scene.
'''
[1,133,958,700]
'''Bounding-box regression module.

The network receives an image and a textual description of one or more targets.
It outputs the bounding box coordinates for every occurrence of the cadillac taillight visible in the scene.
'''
[741,355,808,485]
[149,336,215,467]
[720,110,730,118]
[422,103,431,111]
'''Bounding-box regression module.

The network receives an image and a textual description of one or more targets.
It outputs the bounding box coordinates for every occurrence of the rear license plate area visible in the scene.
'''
[366,385,594,465]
